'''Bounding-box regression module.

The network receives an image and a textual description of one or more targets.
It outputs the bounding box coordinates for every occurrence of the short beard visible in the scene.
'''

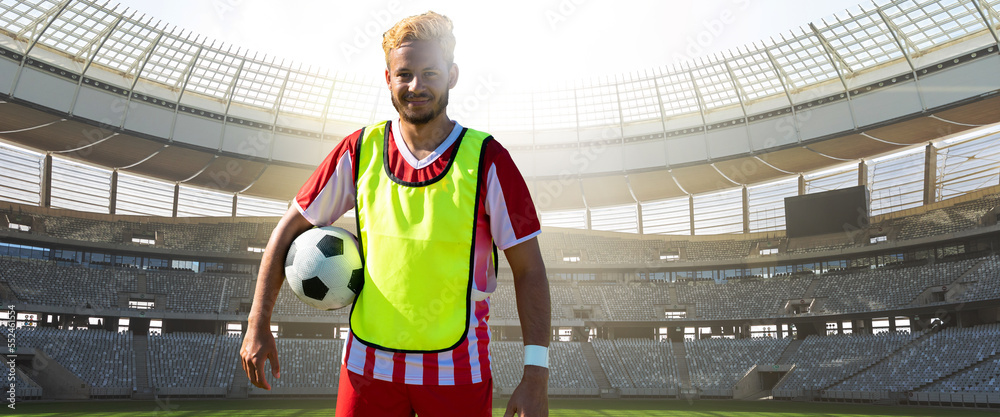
[392,89,449,125]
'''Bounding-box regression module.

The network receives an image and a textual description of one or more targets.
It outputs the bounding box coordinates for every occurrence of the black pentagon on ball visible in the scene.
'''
[285,242,297,268]
[348,268,364,294]
[317,234,344,258]
[301,276,329,300]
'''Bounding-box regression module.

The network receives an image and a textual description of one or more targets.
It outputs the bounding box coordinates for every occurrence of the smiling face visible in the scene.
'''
[385,39,458,126]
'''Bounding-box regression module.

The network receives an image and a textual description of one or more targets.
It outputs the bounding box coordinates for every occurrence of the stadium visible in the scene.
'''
[1,0,1000,415]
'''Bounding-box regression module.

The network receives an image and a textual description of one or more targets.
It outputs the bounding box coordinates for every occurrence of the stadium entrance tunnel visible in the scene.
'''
[732,364,793,400]
[785,298,817,315]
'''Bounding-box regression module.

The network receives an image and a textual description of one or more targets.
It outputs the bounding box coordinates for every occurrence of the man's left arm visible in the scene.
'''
[503,237,549,417]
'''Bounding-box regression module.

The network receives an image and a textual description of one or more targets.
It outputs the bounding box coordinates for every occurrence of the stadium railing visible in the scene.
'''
[154,387,227,397]
[910,391,1000,406]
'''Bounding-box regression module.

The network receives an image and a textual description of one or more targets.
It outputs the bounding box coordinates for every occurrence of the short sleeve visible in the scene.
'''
[293,130,361,226]
[482,140,541,250]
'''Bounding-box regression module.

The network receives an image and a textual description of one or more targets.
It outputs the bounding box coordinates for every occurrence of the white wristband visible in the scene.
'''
[524,345,549,368]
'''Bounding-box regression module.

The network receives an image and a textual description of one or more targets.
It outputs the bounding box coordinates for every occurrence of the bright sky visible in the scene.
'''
[114,0,865,90]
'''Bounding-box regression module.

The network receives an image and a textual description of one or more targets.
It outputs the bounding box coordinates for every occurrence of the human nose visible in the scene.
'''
[407,74,426,94]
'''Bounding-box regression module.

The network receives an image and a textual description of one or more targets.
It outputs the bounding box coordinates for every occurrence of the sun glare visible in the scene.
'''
[115,0,866,90]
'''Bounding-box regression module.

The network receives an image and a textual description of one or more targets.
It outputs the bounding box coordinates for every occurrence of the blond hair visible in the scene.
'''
[382,11,456,65]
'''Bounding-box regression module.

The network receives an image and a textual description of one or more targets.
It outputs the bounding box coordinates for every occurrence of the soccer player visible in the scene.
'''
[240,11,551,417]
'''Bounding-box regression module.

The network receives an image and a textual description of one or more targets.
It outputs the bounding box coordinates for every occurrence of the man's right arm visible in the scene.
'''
[240,129,359,389]
[239,205,314,390]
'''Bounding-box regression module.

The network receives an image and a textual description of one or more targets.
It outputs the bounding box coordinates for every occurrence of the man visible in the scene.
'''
[240,11,551,417]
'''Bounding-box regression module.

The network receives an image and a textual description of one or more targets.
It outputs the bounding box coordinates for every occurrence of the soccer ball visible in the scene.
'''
[284,226,364,310]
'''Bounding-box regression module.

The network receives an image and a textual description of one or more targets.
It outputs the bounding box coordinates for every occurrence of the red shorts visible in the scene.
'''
[335,364,493,417]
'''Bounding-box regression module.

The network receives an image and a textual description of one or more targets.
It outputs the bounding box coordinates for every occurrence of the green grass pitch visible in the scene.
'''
[9,398,999,416]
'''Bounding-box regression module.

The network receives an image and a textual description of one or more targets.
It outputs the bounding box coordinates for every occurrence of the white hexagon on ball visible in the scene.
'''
[284,226,364,310]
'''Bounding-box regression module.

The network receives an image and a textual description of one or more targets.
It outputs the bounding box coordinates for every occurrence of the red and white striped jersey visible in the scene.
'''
[293,120,541,385]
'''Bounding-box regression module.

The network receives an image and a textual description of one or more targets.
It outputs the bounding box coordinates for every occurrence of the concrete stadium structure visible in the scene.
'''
[0,0,999,408]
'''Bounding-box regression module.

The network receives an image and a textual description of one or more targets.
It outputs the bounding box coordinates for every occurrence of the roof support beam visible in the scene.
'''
[168,39,205,142]
[171,182,179,218]
[218,51,248,152]
[635,201,643,235]
[612,78,628,180]
[624,175,642,235]
[723,54,757,154]
[809,22,854,76]
[74,6,124,62]
[224,53,248,114]
[807,24,858,130]
[10,0,72,96]
[124,26,164,80]
[266,61,292,161]
[764,46,803,144]
[687,68,712,161]
[722,55,749,107]
[873,3,921,55]
[109,169,117,215]
[175,41,205,100]
[18,0,70,46]
[319,70,338,136]
[688,194,695,236]
[876,7,926,111]
[119,28,164,128]
[650,70,673,168]
[271,64,291,119]
[571,86,587,220]
[741,185,749,234]
[858,160,868,188]
[923,143,937,205]
[40,153,52,209]
[972,0,1000,47]
[68,11,125,116]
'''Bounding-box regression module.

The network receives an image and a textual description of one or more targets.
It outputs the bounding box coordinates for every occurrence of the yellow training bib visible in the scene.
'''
[350,120,492,353]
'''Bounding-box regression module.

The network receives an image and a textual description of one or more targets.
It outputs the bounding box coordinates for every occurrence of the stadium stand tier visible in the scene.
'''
[2,251,999,322]
[592,339,681,390]
[1,0,1000,406]
[830,324,1000,393]
[1,187,997,263]
[249,338,345,390]
[674,276,811,319]
[6,326,999,402]
[956,254,1000,302]
[685,337,790,392]
[491,341,599,392]
[11,327,135,390]
[924,357,1000,393]
[810,258,980,314]
[147,332,241,389]
[0,257,136,308]
[772,330,923,396]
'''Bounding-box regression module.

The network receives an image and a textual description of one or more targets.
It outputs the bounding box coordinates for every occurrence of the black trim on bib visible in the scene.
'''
[383,120,468,188]
[353,126,367,271]
[492,243,499,276]
[348,125,369,338]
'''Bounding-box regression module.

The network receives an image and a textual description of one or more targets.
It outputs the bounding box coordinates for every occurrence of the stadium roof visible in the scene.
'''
[0,0,999,232]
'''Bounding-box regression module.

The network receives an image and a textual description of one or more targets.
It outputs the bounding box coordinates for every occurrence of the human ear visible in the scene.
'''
[448,63,459,89]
